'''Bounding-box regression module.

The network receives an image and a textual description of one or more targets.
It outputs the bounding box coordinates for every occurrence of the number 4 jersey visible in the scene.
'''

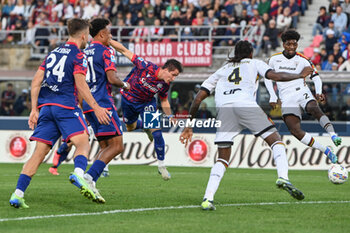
[38,42,88,109]
[201,58,272,107]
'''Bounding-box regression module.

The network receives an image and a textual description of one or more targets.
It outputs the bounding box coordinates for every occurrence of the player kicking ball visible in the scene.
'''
[180,41,314,210]
[109,40,183,180]
[264,30,340,163]
[9,18,111,208]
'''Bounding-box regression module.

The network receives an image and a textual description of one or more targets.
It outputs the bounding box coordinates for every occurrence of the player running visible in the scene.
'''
[264,30,340,163]
[9,18,111,208]
[81,18,130,203]
[109,40,183,180]
[180,40,314,210]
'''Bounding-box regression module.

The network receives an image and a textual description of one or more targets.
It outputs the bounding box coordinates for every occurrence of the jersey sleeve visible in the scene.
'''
[39,56,47,70]
[103,48,117,72]
[158,85,169,99]
[201,67,223,94]
[132,55,160,77]
[256,60,273,78]
[73,52,88,75]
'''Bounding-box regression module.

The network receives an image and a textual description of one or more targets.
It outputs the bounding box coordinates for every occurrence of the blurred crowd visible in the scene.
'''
[0,0,308,55]
[307,0,350,71]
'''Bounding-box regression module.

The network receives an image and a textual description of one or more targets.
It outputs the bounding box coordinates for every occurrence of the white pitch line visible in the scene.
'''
[1,200,350,223]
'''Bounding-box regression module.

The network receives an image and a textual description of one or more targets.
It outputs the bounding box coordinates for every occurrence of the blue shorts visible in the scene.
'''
[85,108,123,139]
[121,96,157,124]
[30,105,88,146]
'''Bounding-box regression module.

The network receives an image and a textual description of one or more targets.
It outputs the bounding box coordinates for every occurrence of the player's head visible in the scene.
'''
[281,29,300,56]
[160,59,183,84]
[67,18,90,49]
[228,40,253,63]
[90,18,112,46]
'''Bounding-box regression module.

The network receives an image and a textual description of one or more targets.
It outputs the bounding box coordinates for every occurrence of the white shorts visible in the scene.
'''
[214,102,277,145]
[280,86,315,119]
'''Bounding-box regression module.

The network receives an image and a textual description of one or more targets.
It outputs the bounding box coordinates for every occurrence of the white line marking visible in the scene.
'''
[1,200,350,222]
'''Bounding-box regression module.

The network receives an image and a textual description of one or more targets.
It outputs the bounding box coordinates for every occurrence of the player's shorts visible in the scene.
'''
[121,96,157,124]
[280,86,315,119]
[30,105,88,146]
[85,108,123,141]
[214,102,277,144]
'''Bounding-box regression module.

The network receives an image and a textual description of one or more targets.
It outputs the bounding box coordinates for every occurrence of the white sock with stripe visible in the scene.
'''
[300,132,326,153]
[271,141,289,180]
[203,160,227,201]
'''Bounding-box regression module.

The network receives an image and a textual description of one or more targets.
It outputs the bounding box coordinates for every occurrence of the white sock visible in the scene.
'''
[74,168,84,177]
[203,162,226,201]
[84,173,93,181]
[158,160,165,167]
[104,164,109,172]
[15,189,24,198]
[271,142,289,180]
[300,132,326,153]
[319,115,336,137]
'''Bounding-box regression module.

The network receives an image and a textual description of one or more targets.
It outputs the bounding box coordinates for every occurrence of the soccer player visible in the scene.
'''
[264,30,340,163]
[109,39,183,180]
[9,18,111,208]
[81,18,130,203]
[180,40,314,210]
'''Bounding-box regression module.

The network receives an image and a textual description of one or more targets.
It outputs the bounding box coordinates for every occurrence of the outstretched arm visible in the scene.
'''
[179,89,209,147]
[266,66,314,81]
[109,40,134,61]
[264,78,278,103]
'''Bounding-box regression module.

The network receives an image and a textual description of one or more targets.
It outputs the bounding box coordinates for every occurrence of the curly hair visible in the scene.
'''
[281,29,301,43]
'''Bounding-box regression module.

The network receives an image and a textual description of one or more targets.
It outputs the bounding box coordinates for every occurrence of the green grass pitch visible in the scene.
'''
[1,163,350,233]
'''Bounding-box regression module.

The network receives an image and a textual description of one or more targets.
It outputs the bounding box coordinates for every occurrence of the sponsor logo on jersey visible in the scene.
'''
[223,88,241,95]
[279,66,296,70]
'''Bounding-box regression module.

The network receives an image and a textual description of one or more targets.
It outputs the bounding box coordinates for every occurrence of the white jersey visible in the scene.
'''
[268,52,318,98]
[201,58,272,107]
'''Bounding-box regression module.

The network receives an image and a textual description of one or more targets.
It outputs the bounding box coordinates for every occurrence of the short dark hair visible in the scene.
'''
[67,18,90,37]
[163,59,183,73]
[90,18,111,38]
[7,83,13,87]
[228,40,253,63]
[320,6,326,11]
[281,29,300,42]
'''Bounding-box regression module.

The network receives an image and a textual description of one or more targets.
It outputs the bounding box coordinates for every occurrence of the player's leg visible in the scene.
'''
[10,142,51,208]
[305,100,342,146]
[150,128,171,180]
[264,132,304,200]
[202,144,231,211]
[102,164,110,177]
[284,114,337,163]
[49,141,72,175]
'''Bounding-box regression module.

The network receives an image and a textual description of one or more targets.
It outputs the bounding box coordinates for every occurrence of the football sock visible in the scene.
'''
[203,161,226,201]
[152,130,165,161]
[73,155,87,177]
[271,141,289,180]
[15,174,32,197]
[87,160,106,182]
[319,115,337,137]
[104,163,109,172]
[158,160,165,167]
[300,132,326,153]
[57,143,69,167]
[135,120,143,130]
[58,142,68,154]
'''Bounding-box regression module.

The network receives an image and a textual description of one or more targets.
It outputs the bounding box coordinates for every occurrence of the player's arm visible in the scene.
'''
[109,40,134,61]
[266,66,314,81]
[28,68,44,130]
[180,89,209,147]
[74,73,111,125]
[160,97,172,117]
[106,70,130,90]
[307,59,324,102]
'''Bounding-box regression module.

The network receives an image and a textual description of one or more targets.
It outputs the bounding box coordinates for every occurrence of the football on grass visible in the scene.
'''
[328,164,348,184]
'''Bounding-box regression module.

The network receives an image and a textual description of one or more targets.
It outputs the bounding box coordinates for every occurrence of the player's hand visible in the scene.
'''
[180,127,193,147]
[316,93,326,103]
[94,106,111,125]
[300,67,314,78]
[28,108,39,130]
[269,102,278,110]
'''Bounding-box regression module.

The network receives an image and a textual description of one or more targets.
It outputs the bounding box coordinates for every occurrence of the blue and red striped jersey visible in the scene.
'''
[82,41,117,113]
[38,42,87,109]
[121,55,169,103]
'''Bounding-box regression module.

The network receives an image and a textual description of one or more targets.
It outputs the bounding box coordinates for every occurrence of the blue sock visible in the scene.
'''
[57,142,68,154]
[16,174,32,192]
[152,130,165,161]
[74,155,88,171]
[135,120,143,130]
[87,160,106,182]
[57,143,69,167]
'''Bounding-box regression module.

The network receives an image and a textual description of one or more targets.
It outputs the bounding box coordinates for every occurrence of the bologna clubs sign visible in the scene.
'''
[131,42,212,67]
